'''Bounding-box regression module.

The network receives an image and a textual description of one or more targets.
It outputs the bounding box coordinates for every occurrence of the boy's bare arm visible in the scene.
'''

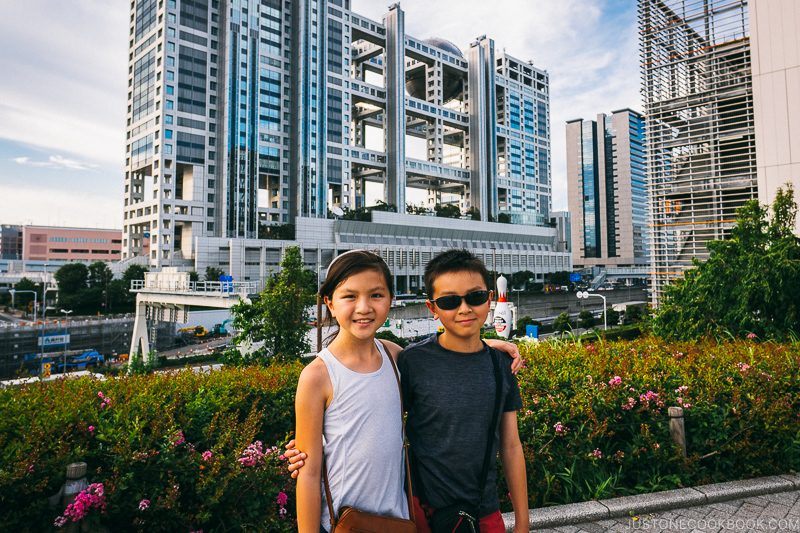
[484,339,523,373]
[499,411,528,532]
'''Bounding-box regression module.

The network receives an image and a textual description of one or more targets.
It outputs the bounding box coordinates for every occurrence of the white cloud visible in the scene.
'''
[13,155,99,171]
[0,183,122,229]
[0,1,128,167]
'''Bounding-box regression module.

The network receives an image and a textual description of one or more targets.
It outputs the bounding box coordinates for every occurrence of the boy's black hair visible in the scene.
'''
[424,249,491,298]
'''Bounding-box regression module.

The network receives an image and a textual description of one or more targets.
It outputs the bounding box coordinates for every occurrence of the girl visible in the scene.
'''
[295,249,408,532]
[294,250,521,532]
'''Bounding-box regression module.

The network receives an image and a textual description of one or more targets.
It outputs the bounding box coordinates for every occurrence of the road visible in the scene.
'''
[390,287,648,321]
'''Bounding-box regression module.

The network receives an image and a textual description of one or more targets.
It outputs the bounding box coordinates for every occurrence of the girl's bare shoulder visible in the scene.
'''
[298,357,331,390]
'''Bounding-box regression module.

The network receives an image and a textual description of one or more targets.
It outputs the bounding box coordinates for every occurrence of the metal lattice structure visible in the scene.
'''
[639,0,757,304]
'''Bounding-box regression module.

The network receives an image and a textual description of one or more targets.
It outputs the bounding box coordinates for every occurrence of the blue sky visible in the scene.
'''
[0,0,640,229]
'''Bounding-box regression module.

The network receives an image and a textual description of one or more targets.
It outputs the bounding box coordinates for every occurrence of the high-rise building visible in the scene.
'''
[122,0,553,268]
[566,109,649,269]
[639,0,757,303]
[750,0,800,235]
[0,225,22,260]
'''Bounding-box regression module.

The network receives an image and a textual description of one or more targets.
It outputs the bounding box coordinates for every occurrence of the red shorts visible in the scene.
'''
[412,496,505,533]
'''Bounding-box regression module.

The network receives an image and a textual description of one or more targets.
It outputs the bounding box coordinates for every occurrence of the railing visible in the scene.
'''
[130,280,261,295]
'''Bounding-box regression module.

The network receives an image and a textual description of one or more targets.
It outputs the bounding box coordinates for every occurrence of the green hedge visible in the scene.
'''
[1,337,798,530]
[0,364,302,531]
[510,336,800,507]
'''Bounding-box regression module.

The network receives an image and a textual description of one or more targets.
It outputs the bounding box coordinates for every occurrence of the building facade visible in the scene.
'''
[21,226,123,262]
[122,0,552,268]
[566,109,649,269]
[549,211,571,253]
[194,211,570,293]
[750,0,800,235]
[0,225,22,260]
[640,0,757,303]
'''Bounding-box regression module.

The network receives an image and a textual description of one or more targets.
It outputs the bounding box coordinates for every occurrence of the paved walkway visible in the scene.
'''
[538,489,800,532]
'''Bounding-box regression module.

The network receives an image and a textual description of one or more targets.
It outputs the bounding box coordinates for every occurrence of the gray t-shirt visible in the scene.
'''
[398,334,522,517]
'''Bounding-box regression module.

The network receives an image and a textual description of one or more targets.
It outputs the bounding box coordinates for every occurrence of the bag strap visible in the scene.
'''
[386,347,417,524]
[475,347,503,513]
[322,458,336,531]
[320,343,417,530]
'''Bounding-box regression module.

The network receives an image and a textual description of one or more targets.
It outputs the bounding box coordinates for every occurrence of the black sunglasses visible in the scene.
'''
[429,290,491,311]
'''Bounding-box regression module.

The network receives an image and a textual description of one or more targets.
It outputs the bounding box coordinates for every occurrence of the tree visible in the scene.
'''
[55,263,88,295]
[87,262,113,313]
[466,207,481,221]
[546,271,572,286]
[553,312,572,336]
[188,270,200,282]
[12,278,39,311]
[497,213,511,224]
[407,204,430,215]
[606,308,621,326]
[88,261,113,288]
[434,203,461,218]
[578,310,595,329]
[205,266,225,282]
[120,264,148,310]
[226,246,315,364]
[653,184,800,340]
[258,223,295,240]
[623,305,645,325]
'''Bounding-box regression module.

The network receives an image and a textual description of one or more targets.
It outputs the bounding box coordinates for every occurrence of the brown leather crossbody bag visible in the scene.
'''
[321,353,416,533]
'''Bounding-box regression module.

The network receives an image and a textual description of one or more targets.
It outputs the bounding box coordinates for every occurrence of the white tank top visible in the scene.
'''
[317,340,409,530]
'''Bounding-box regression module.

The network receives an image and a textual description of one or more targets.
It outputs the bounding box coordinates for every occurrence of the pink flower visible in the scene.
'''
[54,482,106,526]
[97,391,105,399]
[238,441,265,467]
[608,376,622,387]
[276,491,289,506]
[589,448,603,459]
[138,499,150,511]
[172,430,186,447]
[87,425,95,434]
[747,332,757,339]
[674,385,689,395]
[279,507,288,518]
[27,464,35,473]
[201,450,213,461]
[736,362,751,373]
[638,390,664,409]
[553,422,568,435]
[622,397,636,411]
[677,397,693,409]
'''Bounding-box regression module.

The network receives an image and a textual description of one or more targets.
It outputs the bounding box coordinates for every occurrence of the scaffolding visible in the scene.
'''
[639,0,757,304]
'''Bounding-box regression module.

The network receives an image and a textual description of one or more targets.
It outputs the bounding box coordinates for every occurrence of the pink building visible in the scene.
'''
[22,226,123,262]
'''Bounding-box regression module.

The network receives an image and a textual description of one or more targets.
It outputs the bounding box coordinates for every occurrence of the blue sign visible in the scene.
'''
[525,325,539,339]
[569,273,582,283]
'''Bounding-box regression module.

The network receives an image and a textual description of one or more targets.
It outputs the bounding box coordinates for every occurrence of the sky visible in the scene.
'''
[0,0,641,229]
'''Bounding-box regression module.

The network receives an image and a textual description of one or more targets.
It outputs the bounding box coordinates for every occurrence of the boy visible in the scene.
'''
[399,249,528,532]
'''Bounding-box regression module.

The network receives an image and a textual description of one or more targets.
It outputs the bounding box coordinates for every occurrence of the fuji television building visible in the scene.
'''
[122,0,570,290]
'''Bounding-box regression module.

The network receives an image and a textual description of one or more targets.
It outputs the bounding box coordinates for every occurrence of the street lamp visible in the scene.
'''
[511,287,524,315]
[576,291,608,330]
[9,289,37,323]
[60,309,73,373]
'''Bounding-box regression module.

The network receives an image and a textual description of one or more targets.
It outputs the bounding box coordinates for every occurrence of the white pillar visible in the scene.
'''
[128,296,151,365]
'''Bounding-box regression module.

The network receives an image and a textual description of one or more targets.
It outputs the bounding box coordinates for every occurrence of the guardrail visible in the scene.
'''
[130,280,261,295]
